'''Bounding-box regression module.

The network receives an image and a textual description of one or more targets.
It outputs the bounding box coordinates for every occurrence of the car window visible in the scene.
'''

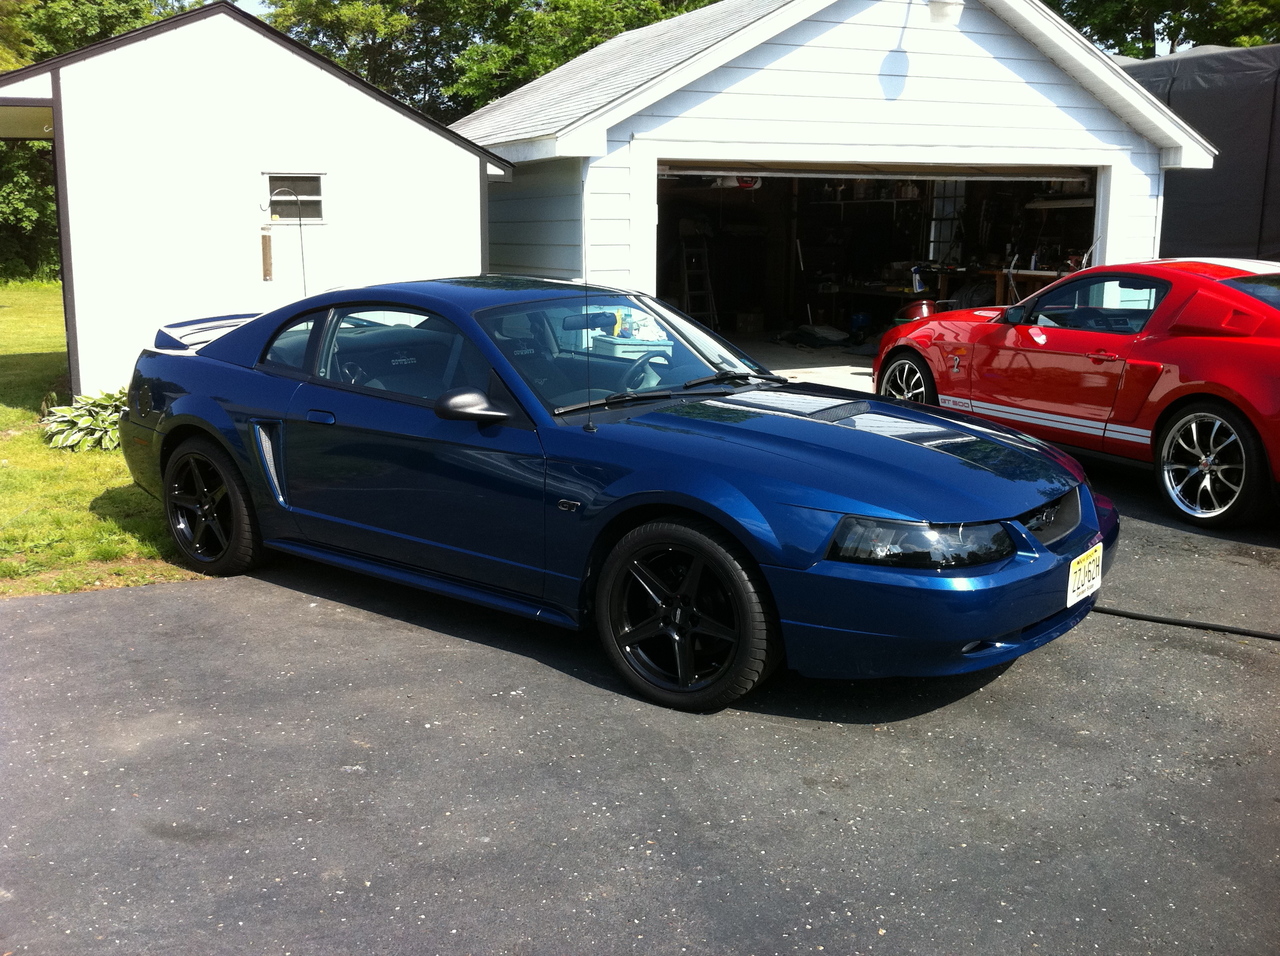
[474,294,765,409]
[1027,276,1167,334]
[1219,273,1280,309]
[261,313,320,370]
[317,307,490,402]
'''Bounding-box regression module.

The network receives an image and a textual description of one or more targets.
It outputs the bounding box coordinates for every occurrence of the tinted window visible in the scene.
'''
[317,307,489,402]
[262,314,318,370]
[1028,276,1167,334]
[1220,273,1280,309]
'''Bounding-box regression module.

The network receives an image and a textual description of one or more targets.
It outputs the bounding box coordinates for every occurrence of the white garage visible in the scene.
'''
[453,0,1213,335]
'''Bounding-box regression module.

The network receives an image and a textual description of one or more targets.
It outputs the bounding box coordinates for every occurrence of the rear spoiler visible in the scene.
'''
[154,313,260,351]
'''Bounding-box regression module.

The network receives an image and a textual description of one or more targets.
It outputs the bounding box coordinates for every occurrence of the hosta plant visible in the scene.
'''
[41,387,128,451]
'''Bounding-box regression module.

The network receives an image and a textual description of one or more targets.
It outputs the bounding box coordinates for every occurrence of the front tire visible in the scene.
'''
[879,352,938,405]
[596,520,778,711]
[1155,402,1270,527]
[163,437,262,575]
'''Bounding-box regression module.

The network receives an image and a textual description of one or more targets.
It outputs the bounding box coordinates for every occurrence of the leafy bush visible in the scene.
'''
[40,387,128,451]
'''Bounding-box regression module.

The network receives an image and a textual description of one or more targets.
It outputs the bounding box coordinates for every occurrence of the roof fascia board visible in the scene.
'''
[980,0,1214,168]
[0,1,511,173]
[486,138,563,163]
[558,0,835,145]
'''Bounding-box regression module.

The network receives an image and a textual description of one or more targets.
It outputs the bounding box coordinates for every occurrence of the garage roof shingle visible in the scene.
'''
[451,0,793,144]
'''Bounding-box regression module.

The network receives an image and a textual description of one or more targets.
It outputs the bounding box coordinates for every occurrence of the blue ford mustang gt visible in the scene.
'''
[121,276,1118,710]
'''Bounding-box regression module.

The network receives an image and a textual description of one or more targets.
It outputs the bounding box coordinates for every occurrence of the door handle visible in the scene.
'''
[305,409,336,424]
[1087,350,1121,363]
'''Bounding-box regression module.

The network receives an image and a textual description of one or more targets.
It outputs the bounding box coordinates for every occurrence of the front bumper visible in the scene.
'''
[765,489,1120,679]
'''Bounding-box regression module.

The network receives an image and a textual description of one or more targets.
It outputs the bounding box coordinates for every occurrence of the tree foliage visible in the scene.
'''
[262,0,716,119]
[447,0,716,109]
[0,141,57,281]
[1043,0,1280,58]
[263,0,495,123]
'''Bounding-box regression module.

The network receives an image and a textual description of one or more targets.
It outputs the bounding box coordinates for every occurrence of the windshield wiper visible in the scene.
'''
[555,385,736,416]
[682,369,789,388]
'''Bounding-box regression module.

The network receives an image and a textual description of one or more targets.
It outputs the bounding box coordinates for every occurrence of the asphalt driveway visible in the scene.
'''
[2,463,1277,955]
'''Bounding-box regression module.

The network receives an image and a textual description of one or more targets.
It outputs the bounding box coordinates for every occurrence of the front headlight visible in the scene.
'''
[829,515,1015,569]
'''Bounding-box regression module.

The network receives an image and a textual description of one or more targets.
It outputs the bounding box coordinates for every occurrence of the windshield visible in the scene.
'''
[1219,273,1280,310]
[473,293,772,411]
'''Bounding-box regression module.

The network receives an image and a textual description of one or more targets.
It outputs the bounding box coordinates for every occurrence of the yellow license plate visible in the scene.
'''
[1067,543,1104,607]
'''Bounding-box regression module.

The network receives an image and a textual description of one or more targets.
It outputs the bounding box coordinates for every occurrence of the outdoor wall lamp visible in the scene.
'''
[928,0,964,25]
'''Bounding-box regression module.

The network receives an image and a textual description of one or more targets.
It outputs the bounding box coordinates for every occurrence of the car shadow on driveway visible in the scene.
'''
[249,552,1011,726]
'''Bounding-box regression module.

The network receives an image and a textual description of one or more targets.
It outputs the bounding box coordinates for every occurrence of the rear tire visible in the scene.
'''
[1155,402,1270,528]
[596,520,778,711]
[163,437,262,575]
[879,352,938,405]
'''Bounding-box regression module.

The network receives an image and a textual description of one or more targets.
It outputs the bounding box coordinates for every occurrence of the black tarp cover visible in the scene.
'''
[1122,45,1280,259]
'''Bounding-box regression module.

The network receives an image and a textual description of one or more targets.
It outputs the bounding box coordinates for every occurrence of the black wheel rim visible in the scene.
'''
[608,543,742,693]
[167,454,233,562]
[883,359,927,402]
[1160,412,1246,518]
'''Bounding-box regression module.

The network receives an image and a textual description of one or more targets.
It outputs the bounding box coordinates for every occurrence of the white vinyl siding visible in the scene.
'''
[488,158,584,278]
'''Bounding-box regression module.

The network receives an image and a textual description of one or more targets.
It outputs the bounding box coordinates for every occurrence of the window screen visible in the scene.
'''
[269,175,322,220]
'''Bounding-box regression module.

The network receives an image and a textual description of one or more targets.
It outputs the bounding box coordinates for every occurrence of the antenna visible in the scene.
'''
[583,278,597,432]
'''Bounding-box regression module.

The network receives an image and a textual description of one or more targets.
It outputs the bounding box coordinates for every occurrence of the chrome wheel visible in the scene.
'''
[597,521,775,710]
[1157,404,1267,526]
[879,353,937,404]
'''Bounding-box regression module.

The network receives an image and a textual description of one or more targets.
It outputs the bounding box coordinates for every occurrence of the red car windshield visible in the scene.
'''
[1219,273,1280,309]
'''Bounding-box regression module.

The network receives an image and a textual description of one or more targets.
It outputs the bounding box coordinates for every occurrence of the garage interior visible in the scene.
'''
[655,163,1098,341]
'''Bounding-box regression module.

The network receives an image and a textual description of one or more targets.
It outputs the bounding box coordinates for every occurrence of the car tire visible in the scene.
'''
[1155,402,1270,528]
[163,436,262,575]
[879,352,938,405]
[596,519,778,711]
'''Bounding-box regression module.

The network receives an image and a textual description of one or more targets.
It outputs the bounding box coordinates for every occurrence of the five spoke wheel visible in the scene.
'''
[164,438,261,575]
[1156,403,1267,527]
[597,520,776,710]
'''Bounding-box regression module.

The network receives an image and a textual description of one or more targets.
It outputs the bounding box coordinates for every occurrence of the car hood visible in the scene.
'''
[613,386,1080,522]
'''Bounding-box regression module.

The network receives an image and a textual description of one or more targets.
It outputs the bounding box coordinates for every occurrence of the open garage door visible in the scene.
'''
[656,161,1097,341]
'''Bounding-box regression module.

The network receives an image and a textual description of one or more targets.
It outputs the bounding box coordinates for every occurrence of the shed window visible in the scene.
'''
[268,175,322,220]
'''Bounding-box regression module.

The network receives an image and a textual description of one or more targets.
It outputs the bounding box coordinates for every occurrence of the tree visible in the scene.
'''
[0,0,34,70]
[1043,0,1280,58]
[264,0,496,123]
[262,0,718,120]
[447,0,717,109]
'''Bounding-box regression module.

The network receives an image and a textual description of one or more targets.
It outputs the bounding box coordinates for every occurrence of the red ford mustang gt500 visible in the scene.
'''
[874,258,1280,527]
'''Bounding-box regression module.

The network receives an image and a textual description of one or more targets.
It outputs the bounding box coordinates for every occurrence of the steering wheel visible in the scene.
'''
[620,350,669,390]
[339,361,369,386]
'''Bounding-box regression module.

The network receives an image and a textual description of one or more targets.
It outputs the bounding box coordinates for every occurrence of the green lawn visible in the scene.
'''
[0,282,198,596]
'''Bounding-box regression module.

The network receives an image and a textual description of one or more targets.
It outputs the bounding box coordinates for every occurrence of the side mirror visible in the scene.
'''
[434,387,508,424]
[1003,305,1026,324]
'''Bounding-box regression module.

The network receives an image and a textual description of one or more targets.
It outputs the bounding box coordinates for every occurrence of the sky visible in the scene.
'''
[232,0,270,16]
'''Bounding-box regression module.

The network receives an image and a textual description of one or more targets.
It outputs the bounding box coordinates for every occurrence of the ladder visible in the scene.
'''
[680,237,718,329]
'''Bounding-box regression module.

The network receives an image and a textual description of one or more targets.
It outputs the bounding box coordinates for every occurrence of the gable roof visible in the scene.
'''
[451,0,799,145]
[451,0,1213,169]
[0,0,510,172]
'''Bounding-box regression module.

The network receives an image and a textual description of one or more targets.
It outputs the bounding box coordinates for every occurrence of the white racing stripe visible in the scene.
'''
[946,396,1152,444]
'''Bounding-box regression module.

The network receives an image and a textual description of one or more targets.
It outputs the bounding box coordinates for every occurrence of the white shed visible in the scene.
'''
[452,0,1214,333]
[0,2,510,394]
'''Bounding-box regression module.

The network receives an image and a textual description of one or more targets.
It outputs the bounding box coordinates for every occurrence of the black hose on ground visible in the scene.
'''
[1093,605,1280,643]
